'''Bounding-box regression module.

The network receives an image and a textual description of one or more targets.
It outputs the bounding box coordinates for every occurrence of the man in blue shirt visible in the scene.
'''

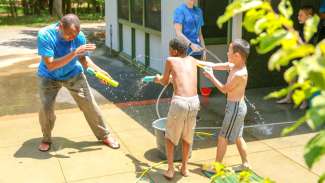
[174,0,206,60]
[37,14,119,151]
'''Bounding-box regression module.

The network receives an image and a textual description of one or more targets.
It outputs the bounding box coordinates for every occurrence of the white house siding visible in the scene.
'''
[149,35,163,72]
[135,30,146,64]
[161,0,183,62]
[122,25,132,56]
[105,0,119,51]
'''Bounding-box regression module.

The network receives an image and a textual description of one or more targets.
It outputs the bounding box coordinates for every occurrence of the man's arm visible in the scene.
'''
[155,60,172,86]
[196,60,234,71]
[199,29,206,60]
[175,24,202,52]
[43,52,77,71]
[43,44,96,71]
[204,72,242,94]
[79,56,112,79]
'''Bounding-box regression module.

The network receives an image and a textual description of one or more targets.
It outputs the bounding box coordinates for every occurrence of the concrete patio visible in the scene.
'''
[0,24,323,183]
[0,99,324,183]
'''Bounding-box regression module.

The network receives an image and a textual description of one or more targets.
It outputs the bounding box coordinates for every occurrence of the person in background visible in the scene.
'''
[277,5,316,105]
[174,0,206,60]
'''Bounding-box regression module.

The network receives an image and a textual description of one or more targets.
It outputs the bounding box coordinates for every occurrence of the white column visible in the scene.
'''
[105,0,119,51]
[161,0,184,66]
[231,13,242,40]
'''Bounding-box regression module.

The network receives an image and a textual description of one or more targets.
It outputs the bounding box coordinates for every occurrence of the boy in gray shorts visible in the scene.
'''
[154,38,200,179]
[203,39,250,169]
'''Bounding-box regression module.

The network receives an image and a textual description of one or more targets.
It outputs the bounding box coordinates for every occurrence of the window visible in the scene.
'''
[118,0,129,20]
[131,0,144,25]
[145,0,161,31]
[118,0,161,32]
[199,0,228,39]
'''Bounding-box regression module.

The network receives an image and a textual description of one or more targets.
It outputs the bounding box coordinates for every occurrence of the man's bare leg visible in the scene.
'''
[164,138,175,179]
[181,140,190,177]
[235,137,250,169]
[216,136,228,163]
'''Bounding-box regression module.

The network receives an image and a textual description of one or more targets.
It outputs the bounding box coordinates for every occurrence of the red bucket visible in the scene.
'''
[200,87,212,97]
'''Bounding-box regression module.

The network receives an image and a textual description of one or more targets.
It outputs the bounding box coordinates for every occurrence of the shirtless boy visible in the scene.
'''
[203,39,251,169]
[154,38,200,179]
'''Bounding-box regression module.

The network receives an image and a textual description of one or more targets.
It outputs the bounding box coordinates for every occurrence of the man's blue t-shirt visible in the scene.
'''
[37,23,86,80]
[173,3,204,55]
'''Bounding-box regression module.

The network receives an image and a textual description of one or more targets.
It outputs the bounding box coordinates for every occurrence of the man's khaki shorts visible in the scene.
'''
[165,95,200,145]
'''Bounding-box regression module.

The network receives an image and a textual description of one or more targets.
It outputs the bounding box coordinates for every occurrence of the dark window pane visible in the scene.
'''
[200,0,228,38]
[131,0,144,25]
[118,0,129,20]
[146,0,161,31]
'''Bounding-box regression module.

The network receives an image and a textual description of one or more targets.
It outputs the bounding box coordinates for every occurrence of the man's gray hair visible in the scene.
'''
[60,14,80,30]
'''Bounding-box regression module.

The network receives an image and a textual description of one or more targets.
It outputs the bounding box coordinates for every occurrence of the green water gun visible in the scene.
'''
[142,76,156,83]
[86,67,119,87]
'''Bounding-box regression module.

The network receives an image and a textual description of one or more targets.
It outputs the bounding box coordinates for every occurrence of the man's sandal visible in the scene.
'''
[38,142,51,152]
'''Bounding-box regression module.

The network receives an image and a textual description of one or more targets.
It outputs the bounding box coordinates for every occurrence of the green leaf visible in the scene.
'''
[264,88,289,99]
[284,65,298,83]
[256,29,288,54]
[243,9,266,32]
[306,94,325,129]
[282,115,306,136]
[278,0,293,18]
[319,172,325,183]
[309,69,325,90]
[268,45,314,71]
[304,15,320,43]
[217,0,264,28]
[292,90,304,106]
[264,82,305,100]
[304,131,325,168]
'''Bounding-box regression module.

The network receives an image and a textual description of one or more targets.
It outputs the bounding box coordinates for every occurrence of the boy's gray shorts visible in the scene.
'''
[219,100,247,143]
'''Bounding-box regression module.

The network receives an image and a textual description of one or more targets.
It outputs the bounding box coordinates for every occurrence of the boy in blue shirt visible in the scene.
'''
[37,14,119,151]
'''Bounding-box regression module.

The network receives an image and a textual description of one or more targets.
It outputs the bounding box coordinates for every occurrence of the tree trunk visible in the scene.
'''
[48,0,54,15]
[33,0,41,15]
[8,0,18,17]
[52,0,63,18]
[22,0,27,15]
[63,0,71,13]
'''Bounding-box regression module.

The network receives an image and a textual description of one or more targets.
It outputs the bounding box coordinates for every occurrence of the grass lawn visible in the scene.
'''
[0,13,104,27]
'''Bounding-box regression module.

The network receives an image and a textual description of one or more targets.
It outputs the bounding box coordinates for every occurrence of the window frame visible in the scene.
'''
[118,0,161,35]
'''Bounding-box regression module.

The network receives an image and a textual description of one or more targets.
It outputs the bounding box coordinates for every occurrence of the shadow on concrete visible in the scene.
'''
[0,30,38,49]
[0,38,37,49]
[125,153,183,183]
[14,137,103,160]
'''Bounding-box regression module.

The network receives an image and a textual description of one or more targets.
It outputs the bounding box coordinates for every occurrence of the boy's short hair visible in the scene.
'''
[232,39,250,60]
[169,38,187,55]
[300,5,315,16]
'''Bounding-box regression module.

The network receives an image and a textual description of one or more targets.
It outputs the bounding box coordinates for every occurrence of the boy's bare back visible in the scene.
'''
[226,67,248,102]
[167,56,198,97]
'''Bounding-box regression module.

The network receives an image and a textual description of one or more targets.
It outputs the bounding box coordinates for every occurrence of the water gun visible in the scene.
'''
[86,67,119,87]
[197,64,213,74]
[142,76,156,83]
